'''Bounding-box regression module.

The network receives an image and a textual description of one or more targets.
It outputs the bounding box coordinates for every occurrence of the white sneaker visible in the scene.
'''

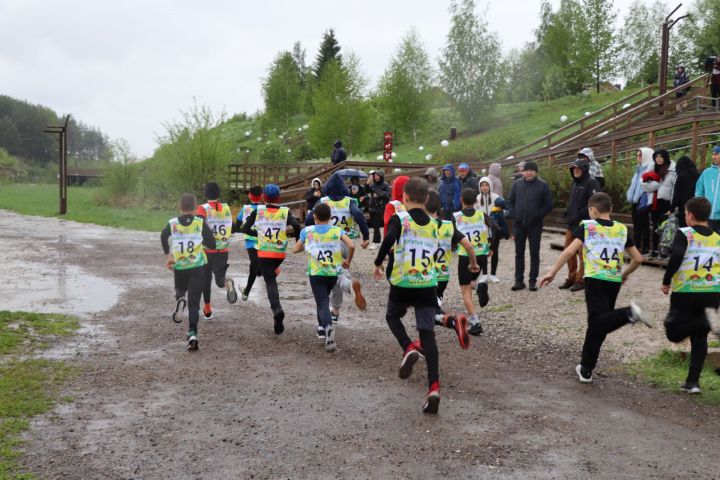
[488,275,500,283]
[629,301,653,328]
[478,275,488,283]
[575,364,592,383]
[369,243,378,250]
[705,307,720,335]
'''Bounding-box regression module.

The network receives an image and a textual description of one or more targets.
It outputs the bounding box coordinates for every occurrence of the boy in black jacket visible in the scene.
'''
[662,197,720,394]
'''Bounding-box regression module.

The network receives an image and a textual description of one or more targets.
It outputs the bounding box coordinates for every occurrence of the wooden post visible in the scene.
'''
[691,121,699,160]
[611,140,617,166]
[649,131,656,148]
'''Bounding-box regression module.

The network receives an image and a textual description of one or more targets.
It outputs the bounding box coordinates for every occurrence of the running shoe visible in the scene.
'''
[187,331,198,351]
[488,275,500,283]
[273,310,285,334]
[331,309,340,323]
[241,288,249,302]
[316,325,326,339]
[680,382,701,394]
[629,301,653,328]
[203,304,214,321]
[399,341,424,379]
[351,279,367,310]
[226,278,238,304]
[422,381,440,414]
[476,282,489,307]
[325,326,336,352]
[172,297,186,324]
[575,364,593,383]
[441,314,470,350]
[468,319,483,336]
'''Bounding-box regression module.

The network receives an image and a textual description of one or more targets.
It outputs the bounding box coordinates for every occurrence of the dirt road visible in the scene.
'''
[2,211,718,479]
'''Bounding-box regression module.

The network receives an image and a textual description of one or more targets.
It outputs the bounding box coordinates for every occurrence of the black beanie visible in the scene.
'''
[204,181,221,200]
[524,161,539,172]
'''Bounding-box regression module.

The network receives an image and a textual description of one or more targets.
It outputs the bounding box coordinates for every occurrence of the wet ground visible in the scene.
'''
[1,210,719,479]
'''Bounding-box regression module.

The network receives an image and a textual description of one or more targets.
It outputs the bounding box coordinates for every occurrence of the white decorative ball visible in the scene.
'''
[391,152,397,158]
[425,154,433,161]
[560,115,568,123]
[623,103,631,109]
[418,146,424,151]
[440,140,449,147]
[584,111,591,116]
[388,159,393,163]
[377,155,383,161]
[256,137,262,142]
[245,131,251,136]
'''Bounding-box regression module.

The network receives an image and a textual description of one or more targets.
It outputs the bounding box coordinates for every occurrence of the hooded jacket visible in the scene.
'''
[424,167,440,192]
[439,164,461,215]
[304,177,323,210]
[651,149,677,202]
[304,172,369,240]
[488,163,503,197]
[475,176,500,216]
[458,164,480,195]
[384,176,410,234]
[578,147,604,188]
[626,147,654,204]
[565,160,600,228]
[331,142,347,165]
[368,171,390,213]
[672,156,699,210]
[696,162,720,220]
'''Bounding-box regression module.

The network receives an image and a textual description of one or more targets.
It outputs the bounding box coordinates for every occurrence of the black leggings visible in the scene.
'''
[665,308,711,384]
[371,210,384,244]
[174,266,204,333]
[490,236,500,275]
[581,278,631,371]
[244,248,261,293]
[203,251,229,304]
[259,257,285,316]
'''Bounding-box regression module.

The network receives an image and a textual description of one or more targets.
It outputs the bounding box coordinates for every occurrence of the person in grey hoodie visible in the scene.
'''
[578,147,605,189]
[507,161,553,291]
[424,167,440,192]
[488,163,503,197]
[626,147,655,253]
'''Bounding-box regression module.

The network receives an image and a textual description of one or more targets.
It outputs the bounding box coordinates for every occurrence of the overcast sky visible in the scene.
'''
[0,0,687,158]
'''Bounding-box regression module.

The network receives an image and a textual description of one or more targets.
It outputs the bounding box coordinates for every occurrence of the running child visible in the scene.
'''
[161,193,216,351]
[425,188,479,349]
[240,184,301,334]
[292,203,357,352]
[196,182,237,320]
[233,185,263,301]
[453,188,493,336]
[539,192,652,383]
[661,196,720,394]
[304,173,369,328]
[373,177,442,414]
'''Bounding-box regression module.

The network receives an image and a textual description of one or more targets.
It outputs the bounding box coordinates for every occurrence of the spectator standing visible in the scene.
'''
[304,177,323,211]
[578,147,605,189]
[507,161,554,291]
[711,58,720,109]
[488,162,503,197]
[457,163,480,195]
[643,149,677,258]
[626,147,655,254]
[331,140,347,165]
[673,65,690,97]
[348,176,367,211]
[424,167,440,191]
[439,164,461,220]
[694,145,720,232]
[559,158,600,292]
[368,170,390,248]
[672,156,699,228]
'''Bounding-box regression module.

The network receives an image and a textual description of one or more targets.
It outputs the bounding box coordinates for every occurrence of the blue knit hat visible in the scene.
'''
[713,145,720,154]
[263,184,280,203]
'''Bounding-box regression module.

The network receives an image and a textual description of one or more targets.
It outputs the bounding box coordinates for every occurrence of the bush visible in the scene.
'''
[293,143,318,161]
[97,162,139,207]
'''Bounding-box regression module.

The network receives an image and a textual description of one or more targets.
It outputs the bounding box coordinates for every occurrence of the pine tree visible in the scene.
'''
[313,29,342,81]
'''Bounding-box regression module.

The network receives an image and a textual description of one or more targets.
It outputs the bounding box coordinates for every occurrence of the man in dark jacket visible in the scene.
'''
[457,163,479,195]
[439,164,461,219]
[368,170,390,246]
[508,161,553,291]
[559,158,600,292]
[331,140,347,165]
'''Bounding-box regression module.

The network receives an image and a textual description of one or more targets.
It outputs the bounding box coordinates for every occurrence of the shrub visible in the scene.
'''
[97,162,139,207]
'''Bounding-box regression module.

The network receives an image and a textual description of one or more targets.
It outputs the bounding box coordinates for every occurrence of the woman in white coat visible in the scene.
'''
[642,148,677,258]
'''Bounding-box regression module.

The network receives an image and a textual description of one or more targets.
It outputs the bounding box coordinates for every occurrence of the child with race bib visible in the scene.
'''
[293,203,358,352]
[539,192,652,384]
[196,182,237,321]
[453,188,493,336]
[373,177,445,414]
[233,185,263,301]
[661,196,720,394]
[240,184,301,334]
[160,193,216,351]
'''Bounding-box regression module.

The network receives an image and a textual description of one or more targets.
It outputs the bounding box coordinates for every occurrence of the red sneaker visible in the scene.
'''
[203,304,214,320]
[399,341,424,379]
[351,279,367,310]
[423,381,440,414]
[444,314,470,350]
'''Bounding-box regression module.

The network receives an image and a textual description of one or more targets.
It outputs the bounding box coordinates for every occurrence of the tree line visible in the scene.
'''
[0,95,112,166]
[259,0,720,155]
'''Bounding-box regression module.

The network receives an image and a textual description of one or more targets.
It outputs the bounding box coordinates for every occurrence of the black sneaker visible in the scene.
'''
[511,282,526,291]
[273,310,285,334]
[476,282,489,307]
[575,364,592,383]
[226,278,238,304]
[241,287,249,301]
[680,382,701,394]
[172,297,186,324]
[468,320,483,336]
[316,325,326,339]
[187,331,198,351]
[558,279,574,289]
[529,281,538,292]
[569,282,584,292]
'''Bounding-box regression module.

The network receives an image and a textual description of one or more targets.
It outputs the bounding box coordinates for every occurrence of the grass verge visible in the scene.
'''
[0,184,175,232]
[0,311,79,479]
[627,349,720,405]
